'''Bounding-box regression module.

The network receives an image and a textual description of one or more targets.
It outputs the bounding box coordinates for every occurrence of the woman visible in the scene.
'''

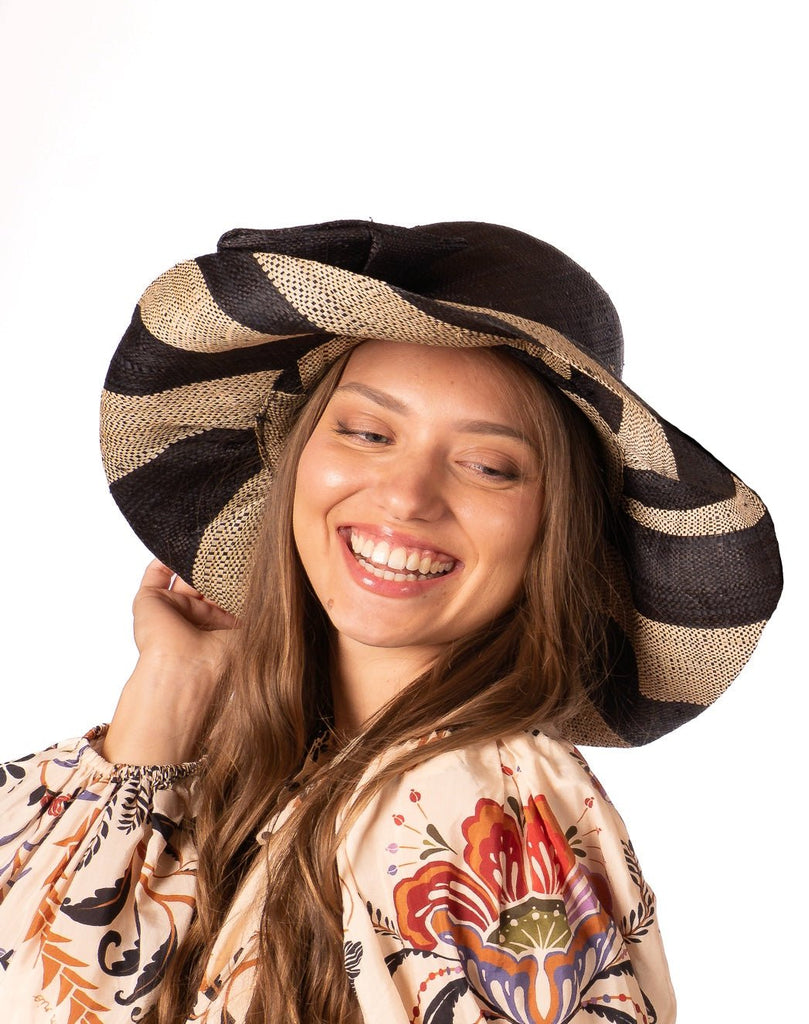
[0,220,782,1022]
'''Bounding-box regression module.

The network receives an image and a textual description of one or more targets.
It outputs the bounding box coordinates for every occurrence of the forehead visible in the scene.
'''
[339,339,536,404]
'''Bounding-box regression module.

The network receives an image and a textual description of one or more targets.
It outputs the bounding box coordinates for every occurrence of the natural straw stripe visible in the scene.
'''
[563,709,632,749]
[295,336,362,389]
[624,476,766,537]
[632,614,767,703]
[255,253,496,347]
[100,370,282,482]
[140,260,294,352]
[563,392,625,499]
[193,470,270,616]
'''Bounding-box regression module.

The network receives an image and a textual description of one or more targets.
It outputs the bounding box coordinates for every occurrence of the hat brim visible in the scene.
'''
[101,224,782,746]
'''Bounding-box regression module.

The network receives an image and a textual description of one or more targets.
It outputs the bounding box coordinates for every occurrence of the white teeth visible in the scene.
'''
[356,556,446,582]
[348,530,455,579]
[388,546,408,571]
[371,540,391,565]
[405,551,421,571]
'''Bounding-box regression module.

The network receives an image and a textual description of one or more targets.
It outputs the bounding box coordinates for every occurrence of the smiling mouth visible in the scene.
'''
[343,529,456,582]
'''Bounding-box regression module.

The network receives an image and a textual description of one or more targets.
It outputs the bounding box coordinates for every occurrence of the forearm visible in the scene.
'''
[102,656,218,765]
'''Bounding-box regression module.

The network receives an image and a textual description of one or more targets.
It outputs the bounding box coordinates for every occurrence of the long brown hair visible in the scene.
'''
[151,344,617,1023]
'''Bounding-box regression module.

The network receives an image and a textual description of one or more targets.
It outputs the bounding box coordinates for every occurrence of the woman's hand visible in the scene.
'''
[131,559,237,673]
[102,560,238,766]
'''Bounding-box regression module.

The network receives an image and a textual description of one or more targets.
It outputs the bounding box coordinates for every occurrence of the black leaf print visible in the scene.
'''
[60,865,133,926]
[581,1003,637,1023]
[580,957,633,996]
[641,989,658,1024]
[0,756,32,788]
[597,960,633,980]
[78,816,110,870]
[99,929,141,976]
[27,784,50,807]
[0,947,13,971]
[150,811,178,843]
[149,811,185,861]
[114,926,177,1005]
[79,795,118,869]
[118,782,151,835]
[565,823,587,859]
[344,940,363,989]
[423,977,470,1024]
[384,947,449,976]
[619,838,656,943]
[621,839,643,890]
[366,901,401,940]
[506,795,525,827]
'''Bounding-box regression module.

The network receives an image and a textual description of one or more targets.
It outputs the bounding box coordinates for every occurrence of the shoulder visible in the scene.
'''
[340,730,675,1023]
[345,728,621,870]
[370,728,611,822]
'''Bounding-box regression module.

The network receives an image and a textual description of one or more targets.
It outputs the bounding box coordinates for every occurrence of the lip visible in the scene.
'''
[337,524,462,598]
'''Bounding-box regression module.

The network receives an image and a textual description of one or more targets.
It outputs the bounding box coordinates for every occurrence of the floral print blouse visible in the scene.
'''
[0,726,675,1023]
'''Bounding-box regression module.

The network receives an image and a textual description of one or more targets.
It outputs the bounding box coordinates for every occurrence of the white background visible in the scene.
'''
[0,2,804,1019]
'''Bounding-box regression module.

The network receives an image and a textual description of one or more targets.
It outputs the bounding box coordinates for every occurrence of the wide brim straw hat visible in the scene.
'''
[100,219,782,747]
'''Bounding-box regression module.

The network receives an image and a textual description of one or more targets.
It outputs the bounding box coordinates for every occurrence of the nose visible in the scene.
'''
[372,449,447,523]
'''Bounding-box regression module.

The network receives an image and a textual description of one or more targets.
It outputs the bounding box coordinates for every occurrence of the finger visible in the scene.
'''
[166,572,237,625]
[140,558,175,591]
[169,573,205,598]
[135,558,238,630]
[155,566,238,629]
[195,601,240,631]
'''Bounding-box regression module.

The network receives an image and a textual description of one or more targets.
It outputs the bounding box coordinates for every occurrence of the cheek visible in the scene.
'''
[292,439,360,551]
[484,494,542,589]
[296,437,357,500]
[291,444,324,554]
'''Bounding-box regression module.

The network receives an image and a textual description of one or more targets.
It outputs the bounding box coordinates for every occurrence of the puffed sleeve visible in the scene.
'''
[0,726,200,1022]
[338,730,676,1024]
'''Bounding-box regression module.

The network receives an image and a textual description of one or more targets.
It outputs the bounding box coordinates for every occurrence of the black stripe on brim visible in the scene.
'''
[109,428,263,584]
[104,309,331,396]
[590,620,706,744]
[197,250,320,336]
[624,513,783,627]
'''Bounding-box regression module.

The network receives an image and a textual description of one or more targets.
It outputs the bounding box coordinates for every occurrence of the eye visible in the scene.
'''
[461,460,520,482]
[334,422,392,445]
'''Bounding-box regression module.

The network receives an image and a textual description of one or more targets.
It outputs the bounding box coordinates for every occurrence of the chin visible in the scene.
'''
[329,611,452,652]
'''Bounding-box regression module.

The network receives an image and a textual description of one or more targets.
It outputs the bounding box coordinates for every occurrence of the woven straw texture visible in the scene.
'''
[100,220,782,746]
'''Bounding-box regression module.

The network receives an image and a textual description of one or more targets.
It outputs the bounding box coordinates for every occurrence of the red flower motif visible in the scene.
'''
[409,789,421,803]
[392,796,618,1024]
[393,813,405,826]
[43,790,71,815]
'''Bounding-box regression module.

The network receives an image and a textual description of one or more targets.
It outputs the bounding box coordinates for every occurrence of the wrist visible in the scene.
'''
[102,659,220,766]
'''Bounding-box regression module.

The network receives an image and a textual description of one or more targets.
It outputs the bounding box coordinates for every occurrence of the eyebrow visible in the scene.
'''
[334,382,407,414]
[334,382,532,446]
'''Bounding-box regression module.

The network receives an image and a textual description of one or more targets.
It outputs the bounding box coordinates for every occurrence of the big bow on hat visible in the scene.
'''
[101,220,782,746]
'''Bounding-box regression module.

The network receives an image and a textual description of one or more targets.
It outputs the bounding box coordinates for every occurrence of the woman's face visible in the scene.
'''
[292,341,544,657]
